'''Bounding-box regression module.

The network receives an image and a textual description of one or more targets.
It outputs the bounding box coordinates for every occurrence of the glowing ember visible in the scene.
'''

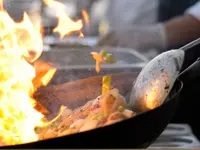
[145,80,161,110]
[43,0,83,39]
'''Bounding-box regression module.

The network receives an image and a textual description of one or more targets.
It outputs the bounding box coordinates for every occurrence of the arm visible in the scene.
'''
[165,1,200,47]
[165,14,200,47]
[97,2,200,51]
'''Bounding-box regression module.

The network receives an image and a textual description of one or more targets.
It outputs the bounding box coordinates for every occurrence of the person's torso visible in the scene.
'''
[105,0,158,29]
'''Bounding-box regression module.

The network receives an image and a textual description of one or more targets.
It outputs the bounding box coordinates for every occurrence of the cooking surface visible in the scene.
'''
[151,124,200,148]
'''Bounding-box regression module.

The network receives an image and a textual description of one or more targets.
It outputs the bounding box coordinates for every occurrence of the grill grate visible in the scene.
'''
[150,124,200,148]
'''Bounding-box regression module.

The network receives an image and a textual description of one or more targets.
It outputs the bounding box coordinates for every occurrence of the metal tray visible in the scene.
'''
[40,47,148,68]
[39,47,148,84]
[44,36,98,47]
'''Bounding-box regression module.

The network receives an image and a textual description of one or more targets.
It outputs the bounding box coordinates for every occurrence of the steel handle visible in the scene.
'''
[179,57,200,85]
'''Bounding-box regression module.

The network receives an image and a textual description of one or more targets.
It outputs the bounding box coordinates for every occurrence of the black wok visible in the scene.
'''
[1,72,183,149]
[3,38,200,148]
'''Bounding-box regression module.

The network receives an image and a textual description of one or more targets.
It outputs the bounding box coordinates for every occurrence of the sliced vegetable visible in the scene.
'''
[97,113,104,121]
[102,75,111,94]
[61,109,73,119]
[58,129,72,137]
[91,50,117,73]
[100,93,116,117]
[91,115,97,120]
[123,104,132,110]
[105,119,122,126]
[91,107,102,114]
[91,112,104,121]
[90,52,104,73]
[111,94,127,111]
[108,111,123,121]
[100,50,108,57]
[90,52,103,61]
[43,130,58,139]
[98,118,107,126]
[117,106,125,112]
[104,54,117,63]
[70,119,84,130]
[92,112,104,121]
[122,109,135,118]
[80,120,98,132]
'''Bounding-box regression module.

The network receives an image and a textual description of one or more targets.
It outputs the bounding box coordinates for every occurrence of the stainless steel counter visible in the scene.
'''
[150,124,200,148]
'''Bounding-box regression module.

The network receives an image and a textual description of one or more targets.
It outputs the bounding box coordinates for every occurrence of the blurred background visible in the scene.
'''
[3,0,200,148]
[3,0,160,59]
[3,0,158,36]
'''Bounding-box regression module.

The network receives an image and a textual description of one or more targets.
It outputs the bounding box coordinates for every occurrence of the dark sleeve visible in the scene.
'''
[158,0,199,22]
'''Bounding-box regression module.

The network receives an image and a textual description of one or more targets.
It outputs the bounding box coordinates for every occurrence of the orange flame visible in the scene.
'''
[0,49,45,145]
[0,0,54,145]
[29,11,44,38]
[0,11,43,63]
[43,0,83,39]
[0,0,89,145]
[82,10,90,27]
[79,32,84,38]
[33,61,56,89]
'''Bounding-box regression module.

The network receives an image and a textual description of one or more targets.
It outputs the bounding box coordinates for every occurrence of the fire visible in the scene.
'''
[0,0,47,144]
[0,11,43,63]
[0,0,90,145]
[82,10,90,27]
[33,61,56,89]
[145,80,161,109]
[0,51,44,144]
[43,0,83,39]
[79,32,84,38]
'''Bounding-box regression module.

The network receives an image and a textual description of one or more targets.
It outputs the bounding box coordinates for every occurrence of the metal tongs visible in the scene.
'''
[129,38,200,113]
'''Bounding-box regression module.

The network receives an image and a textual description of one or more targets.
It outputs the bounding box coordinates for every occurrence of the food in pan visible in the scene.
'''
[36,89,136,140]
[91,50,117,73]
[35,50,135,140]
